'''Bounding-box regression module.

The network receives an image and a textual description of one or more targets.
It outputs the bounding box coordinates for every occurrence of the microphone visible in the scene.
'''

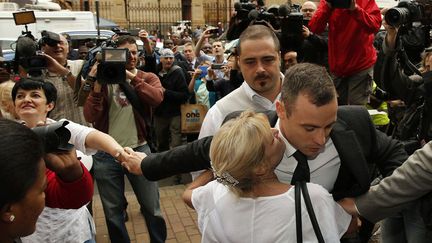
[16,36,38,59]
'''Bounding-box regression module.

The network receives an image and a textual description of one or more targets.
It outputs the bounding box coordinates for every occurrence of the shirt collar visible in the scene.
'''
[242,72,284,102]
[276,119,297,158]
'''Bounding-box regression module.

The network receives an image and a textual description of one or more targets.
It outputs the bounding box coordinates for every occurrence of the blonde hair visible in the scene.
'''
[210,110,273,196]
[0,81,17,119]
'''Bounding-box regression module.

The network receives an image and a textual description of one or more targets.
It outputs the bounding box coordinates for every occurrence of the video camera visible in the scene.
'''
[12,11,64,78]
[227,1,306,53]
[96,48,130,84]
[32,120,74,154]
[80,27,132,80]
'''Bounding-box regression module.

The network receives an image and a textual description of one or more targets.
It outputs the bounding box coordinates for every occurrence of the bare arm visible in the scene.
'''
[139,29,153,55]
[182,170,214,208]
[85,130,126,160]
[194,29,212,57]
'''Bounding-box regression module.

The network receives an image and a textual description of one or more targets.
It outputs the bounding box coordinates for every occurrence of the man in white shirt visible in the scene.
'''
[190,24,283,179]
[198,25,283,139]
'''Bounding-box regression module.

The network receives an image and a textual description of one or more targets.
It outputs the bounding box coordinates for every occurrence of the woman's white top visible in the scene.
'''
[192,181,351,243]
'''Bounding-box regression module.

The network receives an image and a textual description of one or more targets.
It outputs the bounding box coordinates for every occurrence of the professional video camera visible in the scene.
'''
[32,120,74,153]
[12,11,45,77]
[12,11,65,78]
[80,27,131,80]
[96,48,130,84]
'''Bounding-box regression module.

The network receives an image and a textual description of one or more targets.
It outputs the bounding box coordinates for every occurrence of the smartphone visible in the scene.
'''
[211,63,224,69]
[208,28,219,37]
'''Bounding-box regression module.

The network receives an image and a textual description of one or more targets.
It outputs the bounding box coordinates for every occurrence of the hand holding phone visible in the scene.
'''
[211,63,224,69]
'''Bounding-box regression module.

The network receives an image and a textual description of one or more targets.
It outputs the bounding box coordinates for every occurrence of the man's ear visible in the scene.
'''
[276,100,286,119]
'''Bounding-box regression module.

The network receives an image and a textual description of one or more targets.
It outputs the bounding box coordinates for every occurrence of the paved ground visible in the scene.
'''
[93,175,203,243]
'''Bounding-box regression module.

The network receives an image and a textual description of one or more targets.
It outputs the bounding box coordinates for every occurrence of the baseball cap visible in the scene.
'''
[160,48,174,58]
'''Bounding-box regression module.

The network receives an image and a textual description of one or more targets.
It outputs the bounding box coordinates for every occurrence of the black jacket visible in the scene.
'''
[142,106,406,200]
[154,65,189,117]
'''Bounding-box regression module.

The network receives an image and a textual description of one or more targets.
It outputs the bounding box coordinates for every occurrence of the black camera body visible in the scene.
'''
[14,34,46,77]
[14,30,62,77]
[80,27,131,80]
[32,120,74,154]
[326,0,351,9]
[96,48,130,84]
[385,0,426,27]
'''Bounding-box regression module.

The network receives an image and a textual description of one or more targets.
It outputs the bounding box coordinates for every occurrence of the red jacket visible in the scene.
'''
[309,0,381,77]
[83,70,163,143]
[45,163,93,209]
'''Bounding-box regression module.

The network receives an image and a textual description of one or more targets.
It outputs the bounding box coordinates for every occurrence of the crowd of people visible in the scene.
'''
[2,0,432,242]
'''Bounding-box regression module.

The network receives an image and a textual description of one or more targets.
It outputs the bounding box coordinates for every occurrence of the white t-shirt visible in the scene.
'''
[192,181,351,243]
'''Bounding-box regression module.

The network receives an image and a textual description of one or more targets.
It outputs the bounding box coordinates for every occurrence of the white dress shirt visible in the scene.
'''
[274,120,341,191]
[198,81,280,139]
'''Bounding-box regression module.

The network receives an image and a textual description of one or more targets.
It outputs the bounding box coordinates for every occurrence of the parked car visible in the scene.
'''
[59,30,115,49]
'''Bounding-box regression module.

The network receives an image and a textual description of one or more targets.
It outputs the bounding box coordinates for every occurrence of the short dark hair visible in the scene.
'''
[281,63,336,116]
[12,78,57,106]
[116,35,137,47]
[237,25,280,56]
[0,118,43,208]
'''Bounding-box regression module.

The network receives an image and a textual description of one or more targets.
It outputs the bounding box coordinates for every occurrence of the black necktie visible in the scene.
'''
[291,150,310,185]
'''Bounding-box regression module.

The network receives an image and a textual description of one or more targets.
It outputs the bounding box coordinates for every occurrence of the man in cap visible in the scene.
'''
[154,48,189,152]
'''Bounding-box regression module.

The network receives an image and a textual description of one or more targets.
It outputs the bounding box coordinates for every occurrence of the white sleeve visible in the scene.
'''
[307,183,352,240]
[191,181,217,232]
[61,119,98,155]
[198,105,224,139]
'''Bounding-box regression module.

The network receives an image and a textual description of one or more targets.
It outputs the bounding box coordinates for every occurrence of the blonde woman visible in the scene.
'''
[0,81,18,119]
[183,111,351,242]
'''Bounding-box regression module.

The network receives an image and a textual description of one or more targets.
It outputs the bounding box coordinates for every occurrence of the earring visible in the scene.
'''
[9,215,15,222]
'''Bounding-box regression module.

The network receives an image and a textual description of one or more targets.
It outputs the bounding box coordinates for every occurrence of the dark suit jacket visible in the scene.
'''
[142,106,407,199]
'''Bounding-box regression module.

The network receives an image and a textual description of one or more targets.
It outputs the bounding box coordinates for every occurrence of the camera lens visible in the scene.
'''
[385,7,411,27]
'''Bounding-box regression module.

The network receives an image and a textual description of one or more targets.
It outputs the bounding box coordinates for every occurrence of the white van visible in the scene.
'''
[0,10,96,40]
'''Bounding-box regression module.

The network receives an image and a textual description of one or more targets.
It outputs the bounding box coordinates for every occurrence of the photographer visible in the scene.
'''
[83,35,167,243]
[299,1,329,68]
[38,31,88,125]
[309,0,381,105]
[372,10,432,242]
